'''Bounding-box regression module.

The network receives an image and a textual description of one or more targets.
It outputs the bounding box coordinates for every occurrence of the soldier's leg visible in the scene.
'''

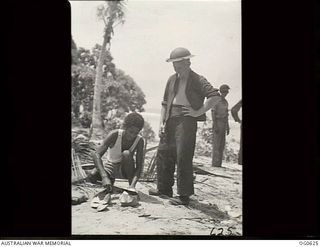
[175,117,197,197]
[155,148,175,197]
[151,118,176,197]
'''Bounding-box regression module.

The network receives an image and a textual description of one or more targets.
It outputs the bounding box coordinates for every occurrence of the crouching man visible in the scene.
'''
[90,112,145,195]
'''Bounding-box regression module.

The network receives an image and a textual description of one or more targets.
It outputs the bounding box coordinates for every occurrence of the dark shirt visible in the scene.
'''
[162,70,220,121]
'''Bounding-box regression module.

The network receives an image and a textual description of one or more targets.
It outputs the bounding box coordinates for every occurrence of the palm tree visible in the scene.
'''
[90,1,126,141]
[71,36,79,65]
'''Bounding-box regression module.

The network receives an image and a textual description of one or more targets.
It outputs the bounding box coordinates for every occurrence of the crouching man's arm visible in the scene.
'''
[92,131,117,191]
[129,138,145,189]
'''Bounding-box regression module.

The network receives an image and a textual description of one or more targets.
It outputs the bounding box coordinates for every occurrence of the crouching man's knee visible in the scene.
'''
[122,150,132,161]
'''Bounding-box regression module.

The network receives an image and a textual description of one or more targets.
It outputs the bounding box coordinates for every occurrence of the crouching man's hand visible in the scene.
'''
[102,176,112,192]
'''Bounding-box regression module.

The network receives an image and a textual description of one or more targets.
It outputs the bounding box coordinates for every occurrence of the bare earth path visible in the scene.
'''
[72,156,242,236]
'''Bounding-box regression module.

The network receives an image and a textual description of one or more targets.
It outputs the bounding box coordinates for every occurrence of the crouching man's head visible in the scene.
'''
[122,112,144,141]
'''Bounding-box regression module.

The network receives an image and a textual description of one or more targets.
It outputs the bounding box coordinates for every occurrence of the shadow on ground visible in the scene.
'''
[138,191,164,205]
[188,200,229,222]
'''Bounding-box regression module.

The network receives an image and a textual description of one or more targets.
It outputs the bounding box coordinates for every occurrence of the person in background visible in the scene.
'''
[231,99,242,165]
[148,47,221,205]
[211,84,230,167]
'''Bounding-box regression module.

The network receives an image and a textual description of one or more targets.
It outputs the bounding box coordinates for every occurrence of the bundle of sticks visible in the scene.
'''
[72,148,88,184]
[72,136,97,164]
[142,145,158,180]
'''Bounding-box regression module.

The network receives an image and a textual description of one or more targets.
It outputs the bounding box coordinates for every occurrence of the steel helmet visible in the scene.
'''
[166,47,195,62]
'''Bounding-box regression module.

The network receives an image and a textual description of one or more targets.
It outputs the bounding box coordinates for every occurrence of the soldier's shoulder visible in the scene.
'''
[166,74,177,84]
[191,70,207,82]
[198,75,209,83]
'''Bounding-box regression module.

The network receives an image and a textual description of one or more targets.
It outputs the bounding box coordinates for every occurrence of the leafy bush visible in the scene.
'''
[141,121,156,143]
[71,43,147,127]
[195,137,212,157]
[104,116,123,133]
[224,143,239,163]
[72,112,81,127]
[79,111,92,128]
[198,121,213,144]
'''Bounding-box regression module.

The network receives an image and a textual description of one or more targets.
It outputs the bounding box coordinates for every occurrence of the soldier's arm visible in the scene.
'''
[200,76,222,113]
[198,96,221,116]
[182,76,221,117]
[159,77,171,136]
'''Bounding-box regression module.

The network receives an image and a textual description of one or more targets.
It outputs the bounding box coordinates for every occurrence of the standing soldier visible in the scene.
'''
[211,84,230,167]
[148,47,221,205]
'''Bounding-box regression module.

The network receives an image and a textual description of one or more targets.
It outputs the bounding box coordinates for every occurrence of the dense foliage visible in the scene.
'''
[71,43,146,128]
[71,39,154,143]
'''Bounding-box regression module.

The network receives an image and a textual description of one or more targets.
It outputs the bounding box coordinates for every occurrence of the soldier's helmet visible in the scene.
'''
[166,47,195,62]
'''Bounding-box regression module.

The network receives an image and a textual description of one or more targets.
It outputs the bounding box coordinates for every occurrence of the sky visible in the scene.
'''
[70,0,241,113]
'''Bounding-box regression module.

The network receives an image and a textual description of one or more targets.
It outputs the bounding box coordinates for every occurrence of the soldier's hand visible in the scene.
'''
[181,106,199,117]
[159,125,165,138]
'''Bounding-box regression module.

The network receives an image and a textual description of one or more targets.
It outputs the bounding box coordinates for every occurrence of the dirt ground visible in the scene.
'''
[72,155,242,236]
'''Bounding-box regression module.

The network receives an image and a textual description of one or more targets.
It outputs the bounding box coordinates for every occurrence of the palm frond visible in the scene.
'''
[99,1,126,26]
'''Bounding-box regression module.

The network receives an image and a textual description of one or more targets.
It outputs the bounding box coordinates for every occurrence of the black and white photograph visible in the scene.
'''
[71,0,242,235]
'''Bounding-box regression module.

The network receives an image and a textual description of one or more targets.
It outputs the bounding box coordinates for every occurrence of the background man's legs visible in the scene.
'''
[212,120,227,167]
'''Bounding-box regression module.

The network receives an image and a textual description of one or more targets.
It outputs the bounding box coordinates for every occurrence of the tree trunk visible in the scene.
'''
[90,36,109,141]
[90,1,123,141]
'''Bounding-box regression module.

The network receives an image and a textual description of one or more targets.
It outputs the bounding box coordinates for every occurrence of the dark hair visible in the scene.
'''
[122,112,145,130]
